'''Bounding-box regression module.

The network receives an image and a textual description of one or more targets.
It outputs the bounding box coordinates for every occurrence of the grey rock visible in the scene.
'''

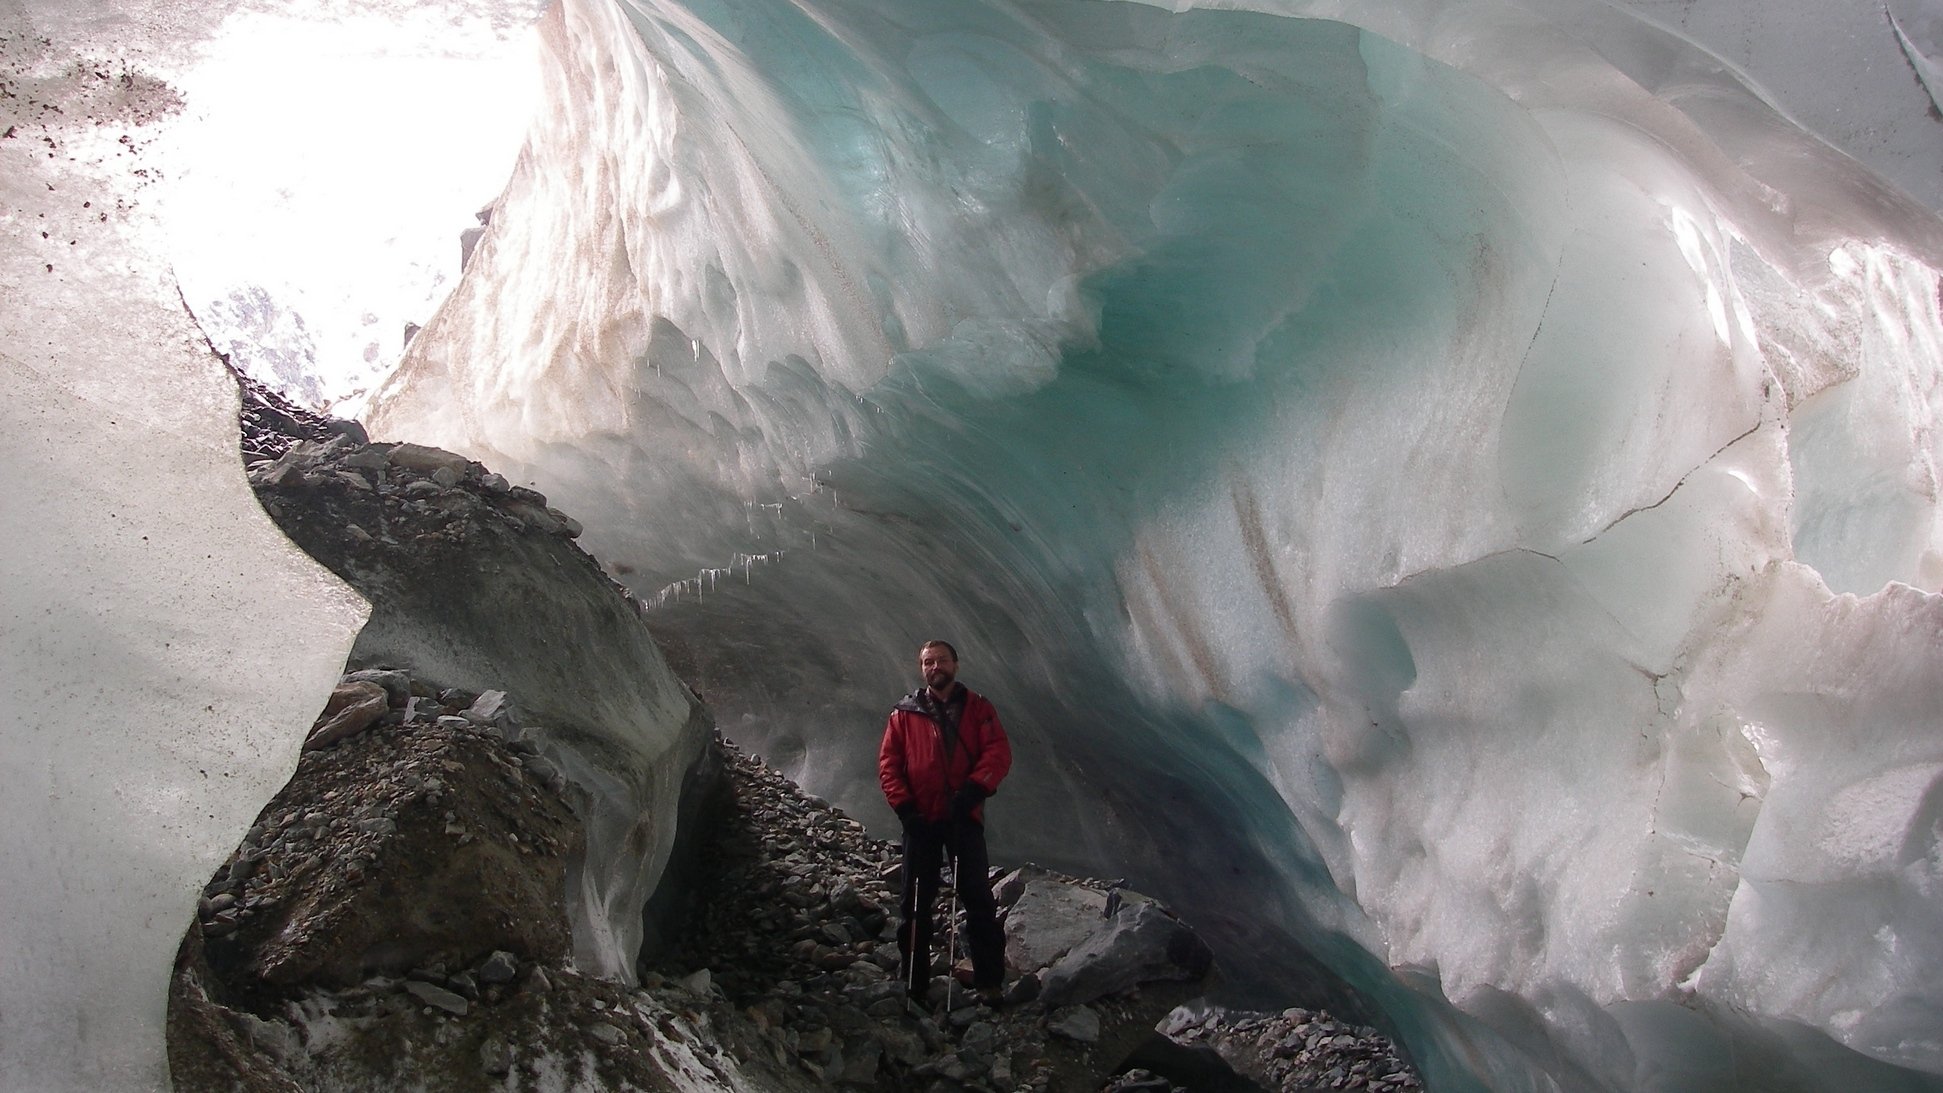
[1038,899,1213,1007]
[1002,870,1109,972]
[478,950,520,984]
[325,418,369,445]
[466,690,511,725]
[522,754,561,788]
[938,1051,985,1081]
[343,445,390,470]
[249,461,303,489]
[1048,1005,1101,1044]
[479,1035,512,1076]
[864,997,902,1020]
[304,681,389,751]
[992,866,1031,907]
[386,442,471,475]
[550,508,584,537]
[506,501,565,535]
[233,1012,302,1064]
[403,979,469,1016]
[343,669,411,708]
[837,1038,882,1085]
[960,1020,997,1054]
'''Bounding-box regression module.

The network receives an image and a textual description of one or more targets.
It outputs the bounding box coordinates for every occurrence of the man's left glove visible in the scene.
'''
[949,782,988,824]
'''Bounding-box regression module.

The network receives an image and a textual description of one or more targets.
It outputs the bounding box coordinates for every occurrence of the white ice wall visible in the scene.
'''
[0,7,369,1089]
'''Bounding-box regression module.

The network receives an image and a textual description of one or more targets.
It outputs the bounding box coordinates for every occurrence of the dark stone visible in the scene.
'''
[1038,899,1214,1007]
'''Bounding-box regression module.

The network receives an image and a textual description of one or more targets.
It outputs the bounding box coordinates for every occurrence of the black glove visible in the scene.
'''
[949,782,987,824]
[895,802,923,832]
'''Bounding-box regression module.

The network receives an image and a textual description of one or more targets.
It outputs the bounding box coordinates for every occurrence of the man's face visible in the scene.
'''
[919,646,957,692]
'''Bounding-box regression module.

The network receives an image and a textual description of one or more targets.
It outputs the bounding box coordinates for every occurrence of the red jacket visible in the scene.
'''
[878,685,1011,824]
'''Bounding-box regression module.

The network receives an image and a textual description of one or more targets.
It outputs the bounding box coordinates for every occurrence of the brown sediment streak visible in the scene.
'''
[1119,566,1189,696]
[1231,474,1300,646]
[1138,542,1225,697]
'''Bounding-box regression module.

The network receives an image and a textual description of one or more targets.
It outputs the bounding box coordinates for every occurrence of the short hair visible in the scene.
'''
[919,639,958,660]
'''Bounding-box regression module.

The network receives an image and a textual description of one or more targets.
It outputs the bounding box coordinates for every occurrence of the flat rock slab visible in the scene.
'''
[1003,870,1109,972]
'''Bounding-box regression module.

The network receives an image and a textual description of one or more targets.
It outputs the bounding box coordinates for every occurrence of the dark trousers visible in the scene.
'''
[898,819,1004,994]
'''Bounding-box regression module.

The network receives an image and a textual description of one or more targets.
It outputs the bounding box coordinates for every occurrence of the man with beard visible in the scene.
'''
[878,639,1013,1005]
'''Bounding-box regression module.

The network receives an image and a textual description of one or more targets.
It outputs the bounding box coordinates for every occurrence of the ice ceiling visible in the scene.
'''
[6,0,1943,1089]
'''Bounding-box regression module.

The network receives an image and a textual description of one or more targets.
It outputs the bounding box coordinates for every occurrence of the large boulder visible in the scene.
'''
[239,375,715,982]
[198,708,579,989]
[1000,865,1110,972]
[1038,892,1215,1008]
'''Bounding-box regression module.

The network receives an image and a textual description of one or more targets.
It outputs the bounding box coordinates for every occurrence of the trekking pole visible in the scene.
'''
[900,914,916,1002]
[946,880,961,1018]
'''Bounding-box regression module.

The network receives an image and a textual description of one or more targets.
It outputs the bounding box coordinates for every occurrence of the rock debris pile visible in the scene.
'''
[1154,1006,1423,1092]
[244,404,592,555]
[651,740,1423,1093]
[654,741,1216,1091]
[167,669,707,1092]
[192,674,577,986]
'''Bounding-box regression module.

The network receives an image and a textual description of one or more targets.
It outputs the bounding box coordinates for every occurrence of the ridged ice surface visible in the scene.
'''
[170,0,1943,1088]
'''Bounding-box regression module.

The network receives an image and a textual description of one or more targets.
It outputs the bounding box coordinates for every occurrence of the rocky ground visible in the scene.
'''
[169,669,1422,1092]
[655,738,1424,1093]
[167,372,1426,1091]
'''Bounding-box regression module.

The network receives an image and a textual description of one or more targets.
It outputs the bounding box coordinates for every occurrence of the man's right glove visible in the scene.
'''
[895,802,923,832]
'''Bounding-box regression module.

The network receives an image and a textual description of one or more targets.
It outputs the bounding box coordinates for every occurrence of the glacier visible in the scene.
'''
[365,0,1943,1088]
[6,0,1943,1090]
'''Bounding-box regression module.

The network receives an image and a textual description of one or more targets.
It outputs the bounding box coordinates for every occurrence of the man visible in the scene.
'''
[877,639,1012,1004]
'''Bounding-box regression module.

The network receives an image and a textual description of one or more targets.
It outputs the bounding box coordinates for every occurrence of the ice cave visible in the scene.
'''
[5,0,1943,1089]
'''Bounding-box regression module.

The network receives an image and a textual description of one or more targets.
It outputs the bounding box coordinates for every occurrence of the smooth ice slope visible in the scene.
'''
[0,9,370,1088]
[368,0,1943,1088]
